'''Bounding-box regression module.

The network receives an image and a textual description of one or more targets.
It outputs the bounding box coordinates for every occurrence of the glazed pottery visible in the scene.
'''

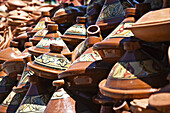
[15,75,55,113]
[44,80,76,113]
[93,8,136,62]
[59,45,114,112]
[29,21,55,46]
[71,25,102,62]
[27,11,51,38]
[28,24,71,58]
[86,0,105,26]
[28,44,71,80]
[61,16,87,46]
[127,8,170,42]
[99,41,169,99]
[96,0,125,36]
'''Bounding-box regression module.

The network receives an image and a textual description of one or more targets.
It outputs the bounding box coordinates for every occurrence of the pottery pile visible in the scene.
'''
[0,0,170,113]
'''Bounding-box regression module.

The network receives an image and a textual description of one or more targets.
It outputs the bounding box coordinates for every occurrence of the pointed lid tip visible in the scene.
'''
[47,24,58,31]
[42,11,50,17]
[87,25,100,36]
[125,8,136,17]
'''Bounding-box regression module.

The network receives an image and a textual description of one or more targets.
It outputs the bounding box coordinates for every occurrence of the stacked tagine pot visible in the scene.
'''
[28,24,71,58]
[58,25,114,113]
[16,43,71,113]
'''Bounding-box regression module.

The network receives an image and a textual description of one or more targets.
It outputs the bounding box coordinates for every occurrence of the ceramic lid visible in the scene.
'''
[22,3,38,12]
[6,0,26,7]
[99,41,168,99]
[8,8,29,17]
[28,24,71,57]
[27,44,71,79]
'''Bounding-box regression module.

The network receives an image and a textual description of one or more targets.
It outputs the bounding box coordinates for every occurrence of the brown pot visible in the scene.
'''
[28,24,71,58]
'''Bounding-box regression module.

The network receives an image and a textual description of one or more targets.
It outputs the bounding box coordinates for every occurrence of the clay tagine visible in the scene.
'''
[28,24,71,58]
[99,41,169,100]
[61,16,87,46]
[93,8,136,62]
[5,0,26,11]
[127,7,170,42]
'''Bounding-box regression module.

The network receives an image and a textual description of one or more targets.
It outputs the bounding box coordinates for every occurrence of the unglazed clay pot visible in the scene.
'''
[93,8,136,62]
[27,11,51,38]
[61,16,87,46]
[99,41,169,100]
[71,25,102,62]
[59,45,114,112]
[28,24,71,58]
[28,44,71,80]
[96,0,125,37]
[5,0,26,11]
[44,80,76,113]
[29,21,55,46]
[127,8,170,42]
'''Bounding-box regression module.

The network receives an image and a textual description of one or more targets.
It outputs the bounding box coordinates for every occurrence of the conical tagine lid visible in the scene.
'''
[28,44,71,80]
[99,41,169,99]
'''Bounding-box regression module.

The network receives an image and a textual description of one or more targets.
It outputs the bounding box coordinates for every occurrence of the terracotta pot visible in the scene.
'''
[61,16,87,46]
[27,11,51,38]
[5,0,26,11]
[71,25,102,62]
[44,80,76,113]
[96,0,125,36]
[28,44,71,80]
[127,8,170,42]
[93,8,136,62]
[28,24,72,58]
[29,21,55,46]
[99,41,169,99]
[15,75,55,113]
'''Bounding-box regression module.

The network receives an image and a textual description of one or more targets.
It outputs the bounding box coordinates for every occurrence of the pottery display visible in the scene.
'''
[5,0,26,11]
[99,41,169,99]
[93,8,136,62]
[28,24,72,58]
[127,8,170,42]
[96,0,125,37]
[28,44,71,80]
[61,16,87,46]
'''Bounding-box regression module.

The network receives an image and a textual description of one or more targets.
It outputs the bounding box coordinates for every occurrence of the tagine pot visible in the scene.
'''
[96,0,125,37]
[44,80,76,113]
[99,41,169,100]
[28,24,72,58]
[0,56,33,113]
[28,44,71,80]
[5,0,26,11]
[29,21,55,46]
[27,11,51,38]
[93,8,136,62]
[71,25,102,62]
[61,16,87,46]
[127,7,170,42]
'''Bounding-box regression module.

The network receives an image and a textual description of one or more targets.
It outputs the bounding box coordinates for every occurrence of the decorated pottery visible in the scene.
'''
[96,0,125,37]
[93,8,136,62]
[28,24,71,58]
[16,75,55,113]
[86,0,105,26]
[59,46,114,112]
[127,8,170,42]
[28,44,71,80]
[27,11,51,38]
[99,41,169,99]
[29,21,55,46]
[61,16,87,46]
[44,80,76,113]
[71,25,102,62]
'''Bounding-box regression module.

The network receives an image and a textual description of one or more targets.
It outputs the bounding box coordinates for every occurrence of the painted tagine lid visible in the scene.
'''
[28,44,71,80]
[96,0,125,31]
[28,24,71,57]
[27,11,51,37]
[93,8,136,62]
[61,16,87,46]
[127,8,170,42]
[99,41,169,99]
